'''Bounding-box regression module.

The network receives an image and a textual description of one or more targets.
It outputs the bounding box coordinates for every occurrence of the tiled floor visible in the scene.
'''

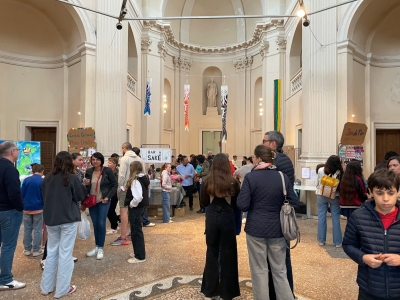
[5,201,358,300]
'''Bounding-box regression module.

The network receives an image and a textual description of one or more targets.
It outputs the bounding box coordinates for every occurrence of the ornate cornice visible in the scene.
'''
[173,56,192,71]
[276,36,287,51]
[141,38,152,52]
[259,41,270,59]
[233,56,253,71]
[158,41,167,59]
[142,19,284,55]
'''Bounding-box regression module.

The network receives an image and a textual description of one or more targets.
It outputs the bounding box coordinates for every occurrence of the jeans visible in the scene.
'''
[182,185,194,208]
[0,209,23,285]
[23,213,43,252]
[107,193,119,230]
[247,235,293,300]
[317,195,342,245]
[142,207,150,226]
[128,207,145,260]
[201,197,240,300]
[89,201,111,248]
[40,222,78,298]
[161,191,171,223]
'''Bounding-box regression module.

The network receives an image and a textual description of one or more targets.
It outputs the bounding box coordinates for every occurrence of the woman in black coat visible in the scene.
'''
[82,152,117,260]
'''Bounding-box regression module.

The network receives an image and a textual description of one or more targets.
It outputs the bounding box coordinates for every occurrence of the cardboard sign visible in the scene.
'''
[141,148,172,163]
[282,145,295,164]
[340,122,368,145]
[67,128,96,149]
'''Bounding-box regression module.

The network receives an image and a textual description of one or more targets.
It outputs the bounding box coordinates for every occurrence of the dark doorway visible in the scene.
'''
[376,129,400,165]
[31,127,56,174]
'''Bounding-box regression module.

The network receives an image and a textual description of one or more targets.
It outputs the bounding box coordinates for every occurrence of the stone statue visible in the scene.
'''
[206,78,218,107]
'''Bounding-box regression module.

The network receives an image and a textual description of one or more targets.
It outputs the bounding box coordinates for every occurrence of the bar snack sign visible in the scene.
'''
[141,148,171,163]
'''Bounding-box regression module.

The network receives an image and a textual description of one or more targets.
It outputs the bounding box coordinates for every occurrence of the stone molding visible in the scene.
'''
[259,41,270,59]
[233,56,253,71]
[173,56,192,71]
[276,36,287,51]
[158,41,167,59]
[143,19,284,55]
[0,42,96,69]
[141,38,152,52]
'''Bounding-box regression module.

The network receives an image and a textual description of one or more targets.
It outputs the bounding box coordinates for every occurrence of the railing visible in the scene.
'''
[127,72,137,95]
[291,68,302,95]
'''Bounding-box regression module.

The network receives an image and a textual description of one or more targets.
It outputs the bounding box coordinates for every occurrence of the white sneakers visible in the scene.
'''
[86,247,98,257]
[0,280,26,290]
[32,249,44,257]
[97,249,104,260]
[127,257,145,264]
[143,223,156,227]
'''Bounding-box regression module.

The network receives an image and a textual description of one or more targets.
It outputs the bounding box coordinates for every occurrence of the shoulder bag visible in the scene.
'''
[82,167,103,208]
[279,171,300,249]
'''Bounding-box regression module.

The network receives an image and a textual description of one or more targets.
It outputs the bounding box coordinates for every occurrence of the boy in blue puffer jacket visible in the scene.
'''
[21,164,45,257]
[343,169,400,300]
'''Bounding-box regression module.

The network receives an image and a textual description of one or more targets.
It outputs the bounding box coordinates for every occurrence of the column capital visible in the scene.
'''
[259,41,269,59]
[173,56,192,71]
[158,41,167,59]
[275,36,287,51]
[141,38,152,53]
[233,56,253,71]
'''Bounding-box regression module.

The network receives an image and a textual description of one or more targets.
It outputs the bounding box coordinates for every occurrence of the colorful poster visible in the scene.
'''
[144,78,152,115]
[184,84,190,131]
[16,141,41,182]
[221,85,228,143]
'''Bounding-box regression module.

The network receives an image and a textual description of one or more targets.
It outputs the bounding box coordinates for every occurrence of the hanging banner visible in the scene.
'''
[274,79,281,131]
[184,84,190,131]
[144,78,152,115]
[221,85,228,143]
[140,148,172,163]
[16,141,41,183]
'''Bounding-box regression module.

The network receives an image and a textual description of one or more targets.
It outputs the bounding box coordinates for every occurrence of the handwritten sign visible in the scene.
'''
[67,128,96,149]
[340,122,368,145]
[141,148,172,163]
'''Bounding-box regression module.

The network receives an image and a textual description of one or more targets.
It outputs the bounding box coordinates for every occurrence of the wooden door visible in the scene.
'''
[31,127,57,174]
[376,130,400,165]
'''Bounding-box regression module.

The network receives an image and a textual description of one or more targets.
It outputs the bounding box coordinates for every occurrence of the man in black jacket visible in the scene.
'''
[0,141,26,290]
[263,131,296,299]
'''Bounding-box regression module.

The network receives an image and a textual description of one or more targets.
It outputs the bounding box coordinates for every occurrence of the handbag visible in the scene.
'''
[82,167,103,208]
[279,171,300,249]
[320,170,340,199]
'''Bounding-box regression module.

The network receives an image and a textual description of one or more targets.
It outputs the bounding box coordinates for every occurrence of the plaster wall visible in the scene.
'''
[285,90,302,146]
[67,62,82,128]
[127,92,142,148]
[351,61,366,124]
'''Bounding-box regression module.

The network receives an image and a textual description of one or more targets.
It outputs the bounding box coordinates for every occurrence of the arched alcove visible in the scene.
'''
[289,20,302,79]
[128,24,138,79]
[163,79,172,129]
[254,77,263,129]
[202,67,223,115]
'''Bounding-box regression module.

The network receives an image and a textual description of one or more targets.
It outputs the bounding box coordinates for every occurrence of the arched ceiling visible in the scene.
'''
[163,0,264,47]
[0,0,85,56]
[350,0,400,56]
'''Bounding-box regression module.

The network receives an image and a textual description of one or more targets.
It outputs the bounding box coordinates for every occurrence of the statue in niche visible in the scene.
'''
[206,78,218,107]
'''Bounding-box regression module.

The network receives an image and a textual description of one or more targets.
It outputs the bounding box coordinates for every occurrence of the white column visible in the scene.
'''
[94,1,126,156]
[301,0,337,160]
[79,43,96,129]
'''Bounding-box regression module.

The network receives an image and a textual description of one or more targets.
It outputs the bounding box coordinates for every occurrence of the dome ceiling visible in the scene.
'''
[163,0,264,47]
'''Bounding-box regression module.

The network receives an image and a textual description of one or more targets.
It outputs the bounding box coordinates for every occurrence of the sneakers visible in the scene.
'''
[97,249,104,260]
[32,249,44,257]
[143,223,155,227]
[111,236,129,246]
[40,259,45,270]
[126,233,131,241]
[86,247,99,257]
[318,242,325,246]
[73,257,78,262]
[164,220,173,223]
[23,250,31,256]
[53,285,76,298]
[0,280,26,290]
[127,257,146,264]
[242,218,247,224]
[335,244,342,248]
[106,229,118,235]
[196,209,205,214]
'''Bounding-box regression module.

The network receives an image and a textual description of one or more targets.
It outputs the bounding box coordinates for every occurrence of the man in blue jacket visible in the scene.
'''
[263,131,295,299]
[0,141,26,290]
[343,169,400,300]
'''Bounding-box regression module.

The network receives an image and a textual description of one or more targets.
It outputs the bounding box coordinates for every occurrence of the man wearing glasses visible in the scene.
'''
[263,131,295,299]
[0,141,25,290]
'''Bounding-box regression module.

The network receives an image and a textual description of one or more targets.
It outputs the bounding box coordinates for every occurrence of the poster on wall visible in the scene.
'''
[67,127,97,172]
[141,148,172,163]
[16,141,41,183]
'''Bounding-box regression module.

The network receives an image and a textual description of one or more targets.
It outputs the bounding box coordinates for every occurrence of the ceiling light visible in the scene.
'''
[297,8,306,18]
[78,112,81,115]
[352,114,355,117]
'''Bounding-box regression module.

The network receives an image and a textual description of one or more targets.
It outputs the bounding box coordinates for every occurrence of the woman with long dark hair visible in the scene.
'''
[40,151,87,298]
[316,155,344,247]
[200,153,241,300]
[237,145,298,300]
[83,152,117,260]
[339,161,368,218]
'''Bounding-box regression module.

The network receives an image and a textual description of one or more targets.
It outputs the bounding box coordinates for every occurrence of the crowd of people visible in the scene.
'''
[1,132,400,300]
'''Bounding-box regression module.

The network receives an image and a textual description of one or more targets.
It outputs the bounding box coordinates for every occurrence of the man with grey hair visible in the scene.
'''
[263,131,295,299]
[0,141,26,290]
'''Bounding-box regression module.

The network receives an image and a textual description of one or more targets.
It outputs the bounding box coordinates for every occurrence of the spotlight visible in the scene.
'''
[116,22,123,30]
[303,18,310,27]
[297,8,306,18]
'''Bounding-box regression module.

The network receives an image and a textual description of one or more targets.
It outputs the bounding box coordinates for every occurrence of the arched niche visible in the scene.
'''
[128,24,138,79]
[289,20,302,79]
[202,67,223,115]
[163,79,172,129]
[254,77,263,129]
